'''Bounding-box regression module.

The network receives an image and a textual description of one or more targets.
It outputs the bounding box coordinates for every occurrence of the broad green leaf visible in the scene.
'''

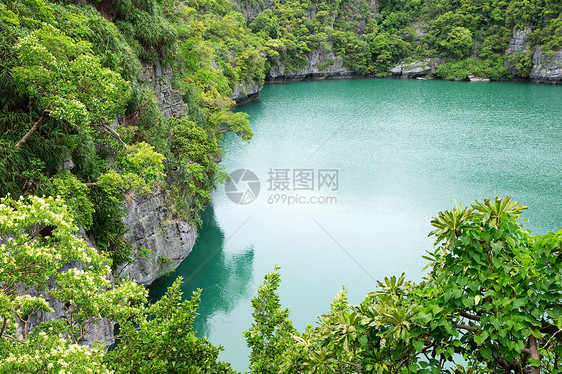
[473,330,489,345]
[528,358,541,367]
[481,346,492,359]
[413,339,424,352]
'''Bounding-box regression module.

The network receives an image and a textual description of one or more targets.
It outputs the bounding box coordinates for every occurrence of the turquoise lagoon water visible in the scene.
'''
[150,78,562,371]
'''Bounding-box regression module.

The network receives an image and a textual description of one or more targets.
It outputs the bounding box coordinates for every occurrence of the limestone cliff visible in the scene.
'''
[503,28,561,82]
[506,29,532,55]
[267,47,357,81]
[139,60,187,119]
[530,47,562,82]
[390,59,443,78]
[388,28,561,82]
[233,0,275,23]
[119,62,197,286]
[230,81,262,104]
[264,22,561,83]
[118,189,197,286]
[15,61,197,347]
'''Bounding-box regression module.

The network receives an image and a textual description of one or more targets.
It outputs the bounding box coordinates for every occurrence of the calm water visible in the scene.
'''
[150,79,562,371]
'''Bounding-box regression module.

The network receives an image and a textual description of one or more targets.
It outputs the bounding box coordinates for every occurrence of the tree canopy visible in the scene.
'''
[0,195,233,373]
[245,197,562,374]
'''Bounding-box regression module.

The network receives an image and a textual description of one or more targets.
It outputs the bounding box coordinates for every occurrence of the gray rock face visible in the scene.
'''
[268,47,356,81]
[530,47,562,82]
[390,59,443,77]
[231,81,262,104]
[506,28,531,54]
[140,60,187,119]
[504,28,561,82]
[118,189,197,286]
[118,61,198,286]
[504,28,532,75]
[234,0,275,23]
[412,21,428,42]
[468,75,490,82]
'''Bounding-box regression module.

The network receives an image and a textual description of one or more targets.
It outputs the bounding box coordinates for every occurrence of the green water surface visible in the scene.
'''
[150,78,562,371]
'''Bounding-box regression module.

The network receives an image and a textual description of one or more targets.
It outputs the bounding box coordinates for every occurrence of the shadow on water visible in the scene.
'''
[148,204,255,336]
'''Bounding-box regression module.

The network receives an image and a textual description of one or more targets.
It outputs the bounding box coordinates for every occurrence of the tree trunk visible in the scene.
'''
[528,336,540,374]
[15,110,52,148]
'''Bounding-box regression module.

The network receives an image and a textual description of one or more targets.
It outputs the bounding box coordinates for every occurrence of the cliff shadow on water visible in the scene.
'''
[148,205,255,336]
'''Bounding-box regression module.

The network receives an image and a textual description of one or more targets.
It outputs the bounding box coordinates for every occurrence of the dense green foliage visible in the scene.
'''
[106,279,235,373]
[0,196,233,373]
[245,198,562,373]
[245,0,561,78]
[0,195,146,373]
[244,265,297,373]
[2,187,561,373]
[0,0,263,266]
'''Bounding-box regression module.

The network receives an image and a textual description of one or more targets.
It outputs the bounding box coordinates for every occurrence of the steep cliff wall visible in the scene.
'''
[139,60,188,119]
[17,62,198,345]
[233,0,275,23]
[506,29,531,55]
[119,62,197,286]
[119,189,197,286]
[390,27,561,82]
[230,81,263,104]
[503,29,562,83]
[530,47,562,82]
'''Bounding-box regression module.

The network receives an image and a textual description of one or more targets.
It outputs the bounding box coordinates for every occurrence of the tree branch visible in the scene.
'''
[421,340,435,354]
[92,319,114,343]
[460,311,481,321]
[544,328,562,349]
[100,124,128,150]
[2,333,25,344]
[352,343,361,374]
[498,357,522,373]
[454,324,481,333]
[392,356,410,374]
[15,110,52,148]
[0,318,7,337]
[333,351,345,374]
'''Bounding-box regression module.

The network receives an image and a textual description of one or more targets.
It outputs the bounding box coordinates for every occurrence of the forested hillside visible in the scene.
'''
[242,0,561,79]
[0,0,264,268]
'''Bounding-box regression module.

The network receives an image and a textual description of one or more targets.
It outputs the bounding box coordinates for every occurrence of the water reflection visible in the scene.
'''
[149,205,254,336]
